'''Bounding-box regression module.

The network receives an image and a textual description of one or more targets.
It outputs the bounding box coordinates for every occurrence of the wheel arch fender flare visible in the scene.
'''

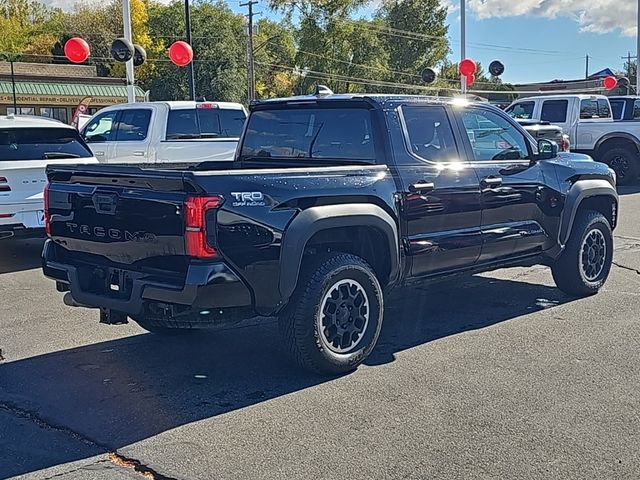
[594,132,640,156]
[559,179,618,246]
[279,203,400,302]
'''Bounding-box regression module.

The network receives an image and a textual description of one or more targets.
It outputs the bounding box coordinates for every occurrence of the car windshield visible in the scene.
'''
[240,107,376,163]
[0,127,93,161]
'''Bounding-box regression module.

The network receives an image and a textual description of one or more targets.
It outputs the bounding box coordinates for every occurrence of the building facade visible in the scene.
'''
[0,62,145,124]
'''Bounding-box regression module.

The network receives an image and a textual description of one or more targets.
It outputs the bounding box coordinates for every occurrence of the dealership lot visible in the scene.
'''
[1,188,639,480]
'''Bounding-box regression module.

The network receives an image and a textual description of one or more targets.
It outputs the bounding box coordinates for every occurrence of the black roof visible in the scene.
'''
[251,93,487,109]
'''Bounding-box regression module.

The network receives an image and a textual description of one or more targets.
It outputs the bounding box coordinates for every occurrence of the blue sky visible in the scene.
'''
[446,10,637,84]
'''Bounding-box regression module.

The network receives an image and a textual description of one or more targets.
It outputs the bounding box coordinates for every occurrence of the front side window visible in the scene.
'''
[402,105,458,162]
[82,111,118,143]
[240,107,375,162]
[0,127,93,161]
[540,100,568,123]
[462,108,530,162]
[505,102,535,120]
[115,109,152,142]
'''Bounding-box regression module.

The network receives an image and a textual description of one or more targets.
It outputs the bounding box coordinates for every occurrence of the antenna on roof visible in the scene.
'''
[314,85,334,96]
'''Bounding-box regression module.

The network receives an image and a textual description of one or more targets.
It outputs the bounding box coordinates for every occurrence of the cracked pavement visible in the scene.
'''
[1,187,640,479]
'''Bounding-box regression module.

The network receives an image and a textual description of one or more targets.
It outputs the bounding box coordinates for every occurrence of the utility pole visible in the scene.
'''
[185,0,196,100]
[241,0,259,102]
[9,58,17,113]
[637,0,640,94]
[460,0,466,94]
[122,0,136,103]
[585,54,589,79]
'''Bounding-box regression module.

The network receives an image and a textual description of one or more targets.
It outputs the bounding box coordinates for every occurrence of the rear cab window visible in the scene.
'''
[505,101,535,120]
[0,127,93,161]
[239,106,376,164]
[166,106,246,140]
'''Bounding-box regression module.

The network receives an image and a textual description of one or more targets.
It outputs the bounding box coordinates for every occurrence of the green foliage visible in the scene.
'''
[1,0,516,103]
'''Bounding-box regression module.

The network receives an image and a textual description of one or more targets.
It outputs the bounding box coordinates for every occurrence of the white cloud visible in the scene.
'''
[467,0,637,36]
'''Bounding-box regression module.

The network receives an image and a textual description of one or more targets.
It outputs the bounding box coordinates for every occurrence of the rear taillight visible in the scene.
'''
[559,134,570,152]
[44,183,51,236]
[0,177,10,192]
[184,195,223,258]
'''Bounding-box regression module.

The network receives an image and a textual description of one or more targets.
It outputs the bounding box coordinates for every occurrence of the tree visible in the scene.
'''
[377,0,449,84]
[147,1,246,102]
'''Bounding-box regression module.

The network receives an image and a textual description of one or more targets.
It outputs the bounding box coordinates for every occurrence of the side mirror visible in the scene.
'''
[536,139,558,161]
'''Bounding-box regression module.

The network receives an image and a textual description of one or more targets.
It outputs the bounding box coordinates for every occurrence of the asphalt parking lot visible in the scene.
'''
[1,188,639,480]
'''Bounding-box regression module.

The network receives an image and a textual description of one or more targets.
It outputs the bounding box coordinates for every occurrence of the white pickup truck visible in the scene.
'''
[0,115,98,239]
[506,94,640,185]
[80,101,247,165]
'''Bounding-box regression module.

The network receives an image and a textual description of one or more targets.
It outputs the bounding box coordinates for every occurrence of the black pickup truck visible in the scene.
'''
[43,92,618,374]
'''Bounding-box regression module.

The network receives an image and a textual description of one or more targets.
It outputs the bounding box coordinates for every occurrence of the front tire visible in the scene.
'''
[279,253,383,375]
[601,147,639,186]
[551,210,613,296]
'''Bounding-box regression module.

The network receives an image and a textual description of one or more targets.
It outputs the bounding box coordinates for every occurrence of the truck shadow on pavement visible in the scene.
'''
[0,238,45,274]
[0,272,575,478]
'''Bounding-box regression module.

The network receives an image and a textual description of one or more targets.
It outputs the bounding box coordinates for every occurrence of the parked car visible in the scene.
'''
[506,94,640,184]
[608,96,640,121]
[516,119,570,152]
[43,91,618,374]
[80,101,247,165]
[0,115,98,240]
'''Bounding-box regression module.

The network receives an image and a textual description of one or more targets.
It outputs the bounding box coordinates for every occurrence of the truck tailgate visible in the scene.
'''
[46,165,202,267]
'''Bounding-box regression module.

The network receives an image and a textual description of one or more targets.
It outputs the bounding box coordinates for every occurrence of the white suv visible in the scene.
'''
[0,115,98,239]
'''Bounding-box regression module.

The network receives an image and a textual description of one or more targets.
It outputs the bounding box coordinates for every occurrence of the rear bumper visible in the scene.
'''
[42,239,253,316]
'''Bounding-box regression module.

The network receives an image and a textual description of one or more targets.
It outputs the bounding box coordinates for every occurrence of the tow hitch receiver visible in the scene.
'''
[99,308,128,325]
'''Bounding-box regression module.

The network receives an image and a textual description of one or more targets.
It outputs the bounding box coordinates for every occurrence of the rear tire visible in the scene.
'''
[551,210,613,296]
[279,252,383,375]
[601,147,639,186]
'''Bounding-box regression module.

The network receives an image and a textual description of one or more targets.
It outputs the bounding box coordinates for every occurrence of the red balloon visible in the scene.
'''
[603,75,617,91]
[168,41,193,67]
[64,37,90,64]
[459,58,477,77]
[466,74,475,87]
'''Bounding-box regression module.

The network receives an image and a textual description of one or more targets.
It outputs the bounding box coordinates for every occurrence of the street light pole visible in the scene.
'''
[185,0,196,100]
[9,59,17,113]
[461,0,466,95]
[122,0,136,103]
[637,0,640,93]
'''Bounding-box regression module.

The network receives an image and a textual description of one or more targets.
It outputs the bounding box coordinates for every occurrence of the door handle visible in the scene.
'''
[480,176,503,188]
[94,151,105,156]
[408,181,435,193]
[133,151,145,157]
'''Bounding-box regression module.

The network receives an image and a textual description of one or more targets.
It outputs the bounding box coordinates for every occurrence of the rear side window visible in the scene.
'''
[0,127,93,161]
[634,100,640,119]
[540,100,568,123]
[402,106,458,162]
[610,99,625,120]
[166,108,246,140]
[506,102,534,119]
[115,109,151,141]
[580,99,612,119]
[240,108,375,162]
